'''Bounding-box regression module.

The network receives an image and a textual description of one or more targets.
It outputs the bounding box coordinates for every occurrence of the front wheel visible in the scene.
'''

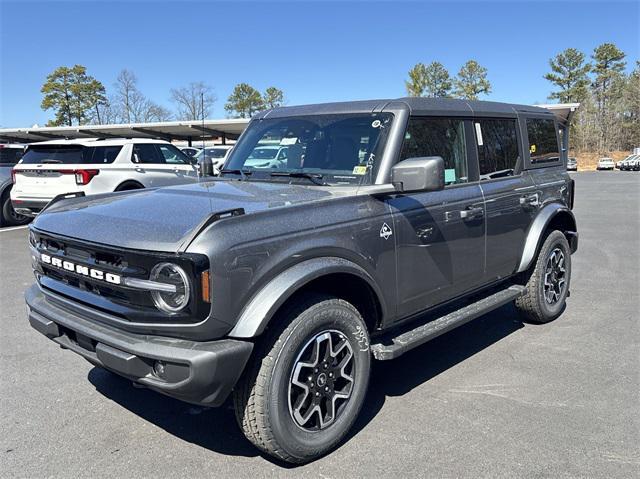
[233,294,371,463]
[515,230,571,323]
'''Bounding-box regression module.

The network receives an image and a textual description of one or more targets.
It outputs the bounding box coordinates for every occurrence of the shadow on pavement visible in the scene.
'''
[88,303,524,465]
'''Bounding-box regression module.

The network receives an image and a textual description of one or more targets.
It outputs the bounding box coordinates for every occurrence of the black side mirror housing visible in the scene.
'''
[200,156,214,177]
[391,156,445,193]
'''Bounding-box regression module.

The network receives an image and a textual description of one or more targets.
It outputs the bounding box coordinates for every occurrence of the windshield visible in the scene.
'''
[20,145,123,164]
[224,113,394,185]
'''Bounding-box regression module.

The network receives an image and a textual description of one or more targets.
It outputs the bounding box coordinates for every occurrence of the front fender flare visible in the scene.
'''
[517,203,576,273]
[228,256,385,338]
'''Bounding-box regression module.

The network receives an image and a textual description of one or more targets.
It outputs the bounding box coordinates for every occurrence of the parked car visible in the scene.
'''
[179,146,201,158]
[627,155,640,171]
[0,143,30,226]
[194,145,233,174]
[24,98,578,464]
[596,157,615,170]
[620,154,639,171]
[11,138,199,217]
[244,145,289,169]
[567,157,577,171]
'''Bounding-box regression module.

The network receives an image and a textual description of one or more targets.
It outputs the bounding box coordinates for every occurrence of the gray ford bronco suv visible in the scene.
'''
[25,98,578,463]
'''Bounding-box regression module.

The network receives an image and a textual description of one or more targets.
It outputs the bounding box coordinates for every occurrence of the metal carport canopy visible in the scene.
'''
[0,118,249,144]
[536,103,580,124]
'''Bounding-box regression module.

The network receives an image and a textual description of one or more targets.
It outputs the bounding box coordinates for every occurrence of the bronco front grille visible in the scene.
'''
[30,229,210,324]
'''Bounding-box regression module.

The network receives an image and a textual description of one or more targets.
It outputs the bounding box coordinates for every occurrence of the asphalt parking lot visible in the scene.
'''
[1,172,638,478]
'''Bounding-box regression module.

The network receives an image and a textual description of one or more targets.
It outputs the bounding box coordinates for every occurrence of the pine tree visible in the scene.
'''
[405,63,427,97]
[423,62,452,98]
[225,83,265,118]
[591,43,626,151]
[41,65,106,126]
[454,60,491,100]
[544,48,591,103]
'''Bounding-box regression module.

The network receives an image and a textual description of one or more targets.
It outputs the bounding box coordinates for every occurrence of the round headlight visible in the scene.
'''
[150,263,191,314]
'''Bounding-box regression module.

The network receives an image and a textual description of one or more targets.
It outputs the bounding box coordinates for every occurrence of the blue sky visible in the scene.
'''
[1,0,638,127]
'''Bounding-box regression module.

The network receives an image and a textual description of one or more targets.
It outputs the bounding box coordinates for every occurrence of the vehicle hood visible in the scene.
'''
[32,179,345,251]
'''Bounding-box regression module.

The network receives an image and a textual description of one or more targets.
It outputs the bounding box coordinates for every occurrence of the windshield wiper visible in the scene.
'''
[270,171,326,185]
[219,168,252,180]
[41,159,63,164]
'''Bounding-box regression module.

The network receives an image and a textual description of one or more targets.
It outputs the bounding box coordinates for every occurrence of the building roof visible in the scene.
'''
[0,119,249,144]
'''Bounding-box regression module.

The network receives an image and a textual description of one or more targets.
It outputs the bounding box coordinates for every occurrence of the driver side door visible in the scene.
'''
[386,117,486,321]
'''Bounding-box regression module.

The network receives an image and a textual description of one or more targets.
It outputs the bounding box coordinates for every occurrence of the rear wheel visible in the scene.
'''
[1,191,31,227]
[516,230,571,323]
[114,181,144,192]
[233,294,371,463]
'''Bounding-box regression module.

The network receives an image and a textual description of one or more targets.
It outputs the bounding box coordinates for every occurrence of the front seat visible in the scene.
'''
[328,137,359,171]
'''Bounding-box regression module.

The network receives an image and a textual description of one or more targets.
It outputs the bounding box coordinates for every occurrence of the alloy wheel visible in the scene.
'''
[288,330,354,431]
[544,247,566,305]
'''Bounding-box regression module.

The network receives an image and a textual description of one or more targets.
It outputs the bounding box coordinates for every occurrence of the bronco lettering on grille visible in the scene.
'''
[40,253,121,285]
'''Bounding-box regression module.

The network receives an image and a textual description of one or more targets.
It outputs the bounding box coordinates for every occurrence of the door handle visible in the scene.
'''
[520,193,540,208]
[445,206,484,222]
[135,166,144,173]
[460,206,484,220]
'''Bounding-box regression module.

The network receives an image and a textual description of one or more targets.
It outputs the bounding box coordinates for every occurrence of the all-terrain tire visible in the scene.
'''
[233,294,371,464]
[516,230,571,323]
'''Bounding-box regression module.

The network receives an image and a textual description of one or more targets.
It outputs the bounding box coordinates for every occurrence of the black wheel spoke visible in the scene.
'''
[543,247,567,305]
[288,330,354,431]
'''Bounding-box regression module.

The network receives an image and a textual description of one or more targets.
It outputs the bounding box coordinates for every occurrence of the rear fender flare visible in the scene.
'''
[228,256,385,338]
[517,203,576,273]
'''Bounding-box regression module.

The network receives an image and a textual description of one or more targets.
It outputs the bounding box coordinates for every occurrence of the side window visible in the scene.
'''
[133,144,162,164]
[277,147,288,160]
[157,144,190,164]
[527,118,559,163]
[88,146,122,164]
[474,119,519,179]
[399,118,468,185]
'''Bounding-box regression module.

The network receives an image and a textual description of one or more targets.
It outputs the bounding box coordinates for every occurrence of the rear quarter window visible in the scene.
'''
[527,119,559,164]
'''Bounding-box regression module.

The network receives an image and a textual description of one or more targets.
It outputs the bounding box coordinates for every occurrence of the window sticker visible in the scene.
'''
[352,165,368,175]
[444,168,457,183]
[371,119,381,128]
[530,144,537,153]
[280,137,298,146]
[474,123,483,146]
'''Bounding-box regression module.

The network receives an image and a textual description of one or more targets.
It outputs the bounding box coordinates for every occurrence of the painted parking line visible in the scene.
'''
[0,225,29,233]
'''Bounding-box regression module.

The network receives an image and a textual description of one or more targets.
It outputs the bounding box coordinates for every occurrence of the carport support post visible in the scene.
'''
[222,133,226,145]
[187,137,192,147]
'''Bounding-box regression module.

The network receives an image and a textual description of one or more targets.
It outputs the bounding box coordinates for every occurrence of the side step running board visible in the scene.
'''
[370,285,526,360]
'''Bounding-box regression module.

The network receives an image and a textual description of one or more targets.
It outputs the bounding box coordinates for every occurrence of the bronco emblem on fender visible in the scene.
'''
[380,223,393,240]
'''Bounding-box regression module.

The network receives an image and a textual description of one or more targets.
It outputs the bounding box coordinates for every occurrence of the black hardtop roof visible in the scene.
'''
[256,97,553,119]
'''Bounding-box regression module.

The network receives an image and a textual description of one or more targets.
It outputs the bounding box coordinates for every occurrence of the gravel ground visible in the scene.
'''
[1,172,638,478]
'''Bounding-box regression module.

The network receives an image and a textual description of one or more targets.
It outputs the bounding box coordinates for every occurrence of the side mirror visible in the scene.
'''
[391,156,445,193]
[200,156,214,177]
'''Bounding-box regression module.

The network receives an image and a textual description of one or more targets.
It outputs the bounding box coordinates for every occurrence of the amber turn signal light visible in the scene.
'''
[201,270,211,303]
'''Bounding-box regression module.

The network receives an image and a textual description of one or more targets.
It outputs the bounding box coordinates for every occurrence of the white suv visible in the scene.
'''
[596,157,615,170]
[11,138,199,216]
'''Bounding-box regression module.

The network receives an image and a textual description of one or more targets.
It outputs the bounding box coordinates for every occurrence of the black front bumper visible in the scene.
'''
[25,285,253,406]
